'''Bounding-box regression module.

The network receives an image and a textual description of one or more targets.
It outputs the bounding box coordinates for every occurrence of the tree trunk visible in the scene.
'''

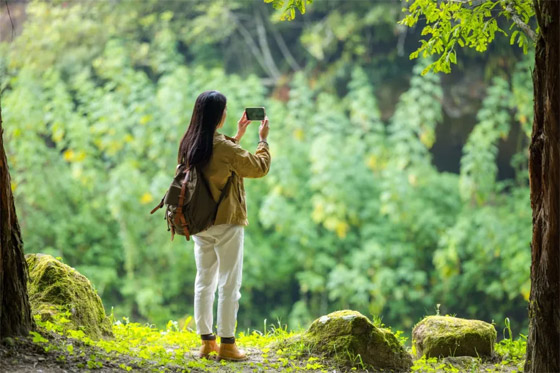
[0,103,34,340]
[525,1,560,371]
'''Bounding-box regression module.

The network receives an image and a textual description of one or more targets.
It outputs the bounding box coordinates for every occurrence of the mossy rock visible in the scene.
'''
[412,316,496,358]
[26,253,113,340]
[297,310,413,371]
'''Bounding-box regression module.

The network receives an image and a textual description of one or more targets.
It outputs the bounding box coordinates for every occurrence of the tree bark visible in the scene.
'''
[0,103,34,340]
[525,0,560,371]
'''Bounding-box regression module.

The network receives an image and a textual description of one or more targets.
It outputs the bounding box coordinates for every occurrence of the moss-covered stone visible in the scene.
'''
[412,316,496,358]
[26,254,113,340]
[295,310,413,371]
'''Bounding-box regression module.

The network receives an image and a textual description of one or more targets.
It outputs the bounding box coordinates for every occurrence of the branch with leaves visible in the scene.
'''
[265,0,313,21]
[400,0,536,74]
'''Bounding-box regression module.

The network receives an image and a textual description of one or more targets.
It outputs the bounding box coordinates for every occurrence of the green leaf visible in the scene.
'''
[449,51,457,64]
[510,30,519,44]
[297,0,305,14]
[30,331,48,344]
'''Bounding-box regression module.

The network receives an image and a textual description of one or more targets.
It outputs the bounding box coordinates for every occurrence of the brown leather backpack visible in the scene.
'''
[151,164,232,241]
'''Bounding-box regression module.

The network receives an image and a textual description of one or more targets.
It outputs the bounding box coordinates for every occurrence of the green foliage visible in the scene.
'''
[459,76,511,205]
[3,0,532,337]
[510,52,534,139]
[265,0,313,21]
[400,0,536,74]
[3,1,264,325]
[434,57,532,322]
[30,331,49,344]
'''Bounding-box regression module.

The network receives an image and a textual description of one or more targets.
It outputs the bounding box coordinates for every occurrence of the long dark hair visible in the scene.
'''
[178,90,227,168]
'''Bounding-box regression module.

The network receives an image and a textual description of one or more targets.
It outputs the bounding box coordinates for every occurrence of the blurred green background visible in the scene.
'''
[0,0,531,337]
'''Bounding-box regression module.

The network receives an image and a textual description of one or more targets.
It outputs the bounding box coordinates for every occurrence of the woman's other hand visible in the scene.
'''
[234,111,251,142]
[259,116,269,142]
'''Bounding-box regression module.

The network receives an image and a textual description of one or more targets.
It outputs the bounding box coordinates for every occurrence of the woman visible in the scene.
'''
[177,90,271,361]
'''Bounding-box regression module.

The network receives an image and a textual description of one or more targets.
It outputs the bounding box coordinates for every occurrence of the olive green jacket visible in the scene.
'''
[201,132,271,226]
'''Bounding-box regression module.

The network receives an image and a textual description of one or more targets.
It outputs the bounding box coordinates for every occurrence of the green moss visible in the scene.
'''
[26,253,113,340]
[412,316,496,358]
[289,310,413,371]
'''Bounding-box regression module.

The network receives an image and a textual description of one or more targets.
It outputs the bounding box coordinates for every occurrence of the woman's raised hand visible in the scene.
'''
[259,116,269,142]
[234,111,251,142]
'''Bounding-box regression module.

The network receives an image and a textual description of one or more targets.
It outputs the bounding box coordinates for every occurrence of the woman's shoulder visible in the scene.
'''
[213,132,242,160]
[214,133,241,149]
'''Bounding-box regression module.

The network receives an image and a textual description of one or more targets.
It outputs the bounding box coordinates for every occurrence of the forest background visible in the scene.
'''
[0,0,533,340]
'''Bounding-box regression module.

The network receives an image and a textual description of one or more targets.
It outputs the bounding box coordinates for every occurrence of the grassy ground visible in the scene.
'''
[0,313,527,372]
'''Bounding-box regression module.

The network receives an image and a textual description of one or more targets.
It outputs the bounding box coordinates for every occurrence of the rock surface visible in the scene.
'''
[26,253,113,340]
[297,310,413,371]
[412,316,496,358]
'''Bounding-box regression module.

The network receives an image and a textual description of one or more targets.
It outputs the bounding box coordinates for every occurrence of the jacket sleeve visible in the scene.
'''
[228,141,271,178]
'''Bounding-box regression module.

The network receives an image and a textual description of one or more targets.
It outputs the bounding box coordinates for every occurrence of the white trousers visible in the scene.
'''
[192,224,244,338]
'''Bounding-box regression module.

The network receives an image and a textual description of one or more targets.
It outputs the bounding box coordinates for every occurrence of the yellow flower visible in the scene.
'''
[63,149,75,161]
[140,192,153,204]
[367,155,377,170]
[419,129,435,148]
[75,151,86,162]
[408,173,417,186]
[293,128,304,141]
[140,115,152,125]
[335,221,349,239]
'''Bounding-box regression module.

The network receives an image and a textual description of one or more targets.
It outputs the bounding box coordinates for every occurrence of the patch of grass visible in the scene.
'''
[411,355,460,372]
[238,319,300,349]
[31,313,327,372]
[26,312,527,373]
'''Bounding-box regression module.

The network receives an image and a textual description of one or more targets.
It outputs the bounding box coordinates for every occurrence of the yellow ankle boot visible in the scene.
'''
[218,337,247,361]
[199,335,219,359]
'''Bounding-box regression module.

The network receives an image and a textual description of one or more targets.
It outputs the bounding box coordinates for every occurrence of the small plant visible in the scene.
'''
[371,314,384,328]
[346,350,366,370]
[411,355,459,372]
[370,314,408,347]
[29,331,48,344]
[495,318,527,364]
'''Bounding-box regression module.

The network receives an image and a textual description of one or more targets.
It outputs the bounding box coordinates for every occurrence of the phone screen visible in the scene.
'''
[245,107,265,121]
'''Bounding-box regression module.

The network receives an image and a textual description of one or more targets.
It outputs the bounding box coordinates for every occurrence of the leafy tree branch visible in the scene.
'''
[400,0,536,74]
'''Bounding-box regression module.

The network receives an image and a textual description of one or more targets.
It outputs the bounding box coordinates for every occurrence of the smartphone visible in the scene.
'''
[245,107,265,121]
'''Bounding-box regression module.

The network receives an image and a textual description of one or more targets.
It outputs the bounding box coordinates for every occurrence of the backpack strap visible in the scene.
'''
[217,173,233,205]
[176,168,191,241]
[211,173,234,222]
[150,195,166,214]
